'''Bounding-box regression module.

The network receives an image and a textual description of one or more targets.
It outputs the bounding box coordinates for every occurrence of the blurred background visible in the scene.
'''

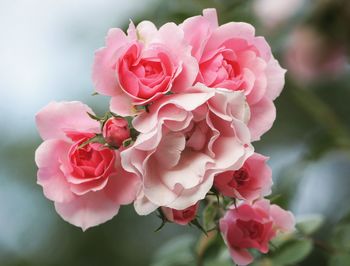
[0,0,349,265]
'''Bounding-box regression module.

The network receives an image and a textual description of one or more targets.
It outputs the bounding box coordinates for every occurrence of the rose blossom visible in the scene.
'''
[121,83,254,215]
[253,0,305,29]
[92,20,198,116]
[285,26,347,82]
[103,117,130,147]
[181,9,286,141]
[35,101,140,230]
[220,199,295,265]
[214,152,272,201]
[161,203,199,225]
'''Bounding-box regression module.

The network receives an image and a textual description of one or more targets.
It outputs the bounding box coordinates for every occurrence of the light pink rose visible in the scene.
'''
[121,83,254,215]
[35,101,140,230]
[102,117,130,147]
[181,9,286,140]
[92,21,198,116]
[253,0,305,29]
[285,26,347,82]
[214,152,272,201]
[220,199,295,265]
[161,202,199,225]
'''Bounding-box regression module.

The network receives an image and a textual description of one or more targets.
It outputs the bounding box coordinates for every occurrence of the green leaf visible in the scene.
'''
[331,224,350,252]
[151,235,196,266]
[204,248,232,266]
[270,232,295,248]
[270,239,313,265]
[329,254,350,266]
[296,214,325,235]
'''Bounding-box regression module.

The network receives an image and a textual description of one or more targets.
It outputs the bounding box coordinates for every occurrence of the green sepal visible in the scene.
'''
[190,218,208,236]
[154,209,168,232]
[78,134,106,149]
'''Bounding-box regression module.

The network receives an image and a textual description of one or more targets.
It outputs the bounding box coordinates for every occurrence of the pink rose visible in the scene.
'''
[214,153,272,201]
[181,9,286,140]
[121,83,253,215]
[92,20,198,116]
[285,26,347,82]
[253,0,305,29]
[35,101,140,230]
[103,117,130,147]
[220,199,295,265]
[161,203,199,225]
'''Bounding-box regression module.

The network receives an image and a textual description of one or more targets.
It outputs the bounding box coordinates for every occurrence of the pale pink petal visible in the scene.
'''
[155,150,213,190]
[154,132,186,169]
[110,93,135,116]
[203,8,219,28]
[158,22,185,54]
[92,28,127,96]
[208,89,249,123]
[105,165,141,205]
[247,153,273,198]
[270,205,296,232]
[133,87,215,133]
[248,97,276,141]
[134,190,159,215]
[135,21,157,44]
[205,22,255,52]
[167,173,215,210]
[35,139,75,203]
[36,101,99,140]
[229,247,254,266]
[54,191,120,231]
[171,55,199,93]
[265,58,286,100]
[142,158,179,207]
[181,15,212,60]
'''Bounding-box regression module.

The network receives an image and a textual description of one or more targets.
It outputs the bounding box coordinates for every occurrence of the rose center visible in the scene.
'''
[237,219,264,239]
[222,58,241,79]
[76,148,92,162]
[228,168,250,188]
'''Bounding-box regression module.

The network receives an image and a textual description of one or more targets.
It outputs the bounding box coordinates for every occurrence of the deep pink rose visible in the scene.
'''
[181,9,286,140]
[121,84,253,215]
[35,101,140,230]
[220,199,295,265]
[161,203,199,225]
[103,117,130,147]
[92,21,198,116]
[214,153,272,201]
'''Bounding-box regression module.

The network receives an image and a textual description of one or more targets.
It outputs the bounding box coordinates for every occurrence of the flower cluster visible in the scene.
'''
[35,9,294,265]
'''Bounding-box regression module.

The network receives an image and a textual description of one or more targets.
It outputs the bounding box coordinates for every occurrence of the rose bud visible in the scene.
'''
[103,117,130,147]
[220,199,295,266]
[214,153,272,201]
[161,203,199,225]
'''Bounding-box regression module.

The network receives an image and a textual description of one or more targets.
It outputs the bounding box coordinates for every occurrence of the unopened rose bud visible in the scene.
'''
[161,203,199,225]
[103,117,130,147]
